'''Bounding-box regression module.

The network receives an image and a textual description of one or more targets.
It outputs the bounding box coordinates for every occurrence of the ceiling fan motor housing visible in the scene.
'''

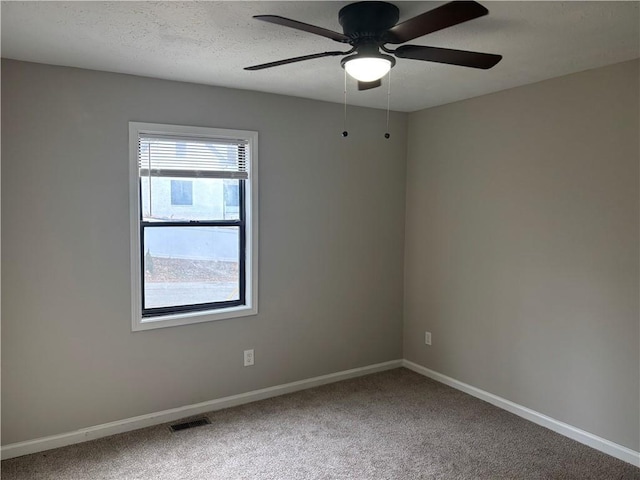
[338,1,400,40]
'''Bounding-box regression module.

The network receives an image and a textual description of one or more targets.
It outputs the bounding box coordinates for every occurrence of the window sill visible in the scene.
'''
[132,304,257,331]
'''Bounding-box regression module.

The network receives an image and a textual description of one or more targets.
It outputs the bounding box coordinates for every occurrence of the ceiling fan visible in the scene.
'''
[245,1,502,91]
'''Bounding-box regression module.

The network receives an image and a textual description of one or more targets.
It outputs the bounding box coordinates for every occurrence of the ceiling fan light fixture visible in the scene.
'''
[340,46,396,82]
[342,53,395,82]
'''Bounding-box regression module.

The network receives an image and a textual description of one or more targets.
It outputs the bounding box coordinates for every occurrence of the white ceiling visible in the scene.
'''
[2,1,639,112]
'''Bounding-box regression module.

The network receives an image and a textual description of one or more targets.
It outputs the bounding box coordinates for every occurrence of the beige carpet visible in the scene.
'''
[2,368,639,479]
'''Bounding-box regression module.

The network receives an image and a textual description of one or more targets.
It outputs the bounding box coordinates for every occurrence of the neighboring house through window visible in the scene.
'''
[170,180,193,205]
[129,122,258,330]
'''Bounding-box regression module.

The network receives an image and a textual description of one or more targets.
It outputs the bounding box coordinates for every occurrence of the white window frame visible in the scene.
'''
[129,122,258,331]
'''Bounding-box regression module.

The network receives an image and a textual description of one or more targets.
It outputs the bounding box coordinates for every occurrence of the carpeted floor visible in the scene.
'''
[2,368,639,479]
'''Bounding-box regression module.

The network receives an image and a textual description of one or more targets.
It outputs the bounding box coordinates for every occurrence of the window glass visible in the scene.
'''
[170,180,193,205]
[143,226,240,309]
[141,178,240,222]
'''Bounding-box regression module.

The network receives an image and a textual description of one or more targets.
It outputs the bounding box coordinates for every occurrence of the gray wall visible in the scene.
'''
[1,59,407,444]
[3,57,638,453]
[404,60,639,450]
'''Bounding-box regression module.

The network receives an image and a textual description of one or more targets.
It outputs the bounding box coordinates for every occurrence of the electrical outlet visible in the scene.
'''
[425,332,432,346]
[243,349,254,367]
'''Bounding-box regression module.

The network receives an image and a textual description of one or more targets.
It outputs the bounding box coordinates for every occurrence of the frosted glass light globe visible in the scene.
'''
[344,57,392,82]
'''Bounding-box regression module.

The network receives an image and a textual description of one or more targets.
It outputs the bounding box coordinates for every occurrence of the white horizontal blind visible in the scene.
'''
[138,134,248,179]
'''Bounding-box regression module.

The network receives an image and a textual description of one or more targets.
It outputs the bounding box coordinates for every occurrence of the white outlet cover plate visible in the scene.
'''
[244,349,254,366]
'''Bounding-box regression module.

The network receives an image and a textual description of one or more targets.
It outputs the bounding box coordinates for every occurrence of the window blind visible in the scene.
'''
[138,134,248,179]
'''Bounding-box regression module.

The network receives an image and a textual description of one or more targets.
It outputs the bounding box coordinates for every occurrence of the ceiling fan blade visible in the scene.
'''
[358,79,382,91]
[394,45,502,69]
[245,51,347,71]
[254,15,350,43]
[385,1,488,44]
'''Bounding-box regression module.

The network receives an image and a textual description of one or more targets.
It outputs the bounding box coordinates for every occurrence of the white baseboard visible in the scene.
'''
[402,359,640,468]
[1,359,402,460]
[4,359,638,468]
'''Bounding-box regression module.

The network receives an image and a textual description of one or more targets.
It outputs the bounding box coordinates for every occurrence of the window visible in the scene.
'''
[223,182,239,219]
[170,180,193,205]
[129,122,258,331]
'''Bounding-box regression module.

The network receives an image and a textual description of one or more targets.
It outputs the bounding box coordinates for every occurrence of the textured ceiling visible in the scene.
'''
[2,1,639,112]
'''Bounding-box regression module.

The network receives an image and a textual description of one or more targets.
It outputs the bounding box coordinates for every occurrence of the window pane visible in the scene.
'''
[143,226,240,310]
[141,177,240,221]
[170,180,193,205]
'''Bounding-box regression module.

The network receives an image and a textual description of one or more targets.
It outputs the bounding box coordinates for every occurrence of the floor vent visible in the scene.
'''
[169,417,211,432]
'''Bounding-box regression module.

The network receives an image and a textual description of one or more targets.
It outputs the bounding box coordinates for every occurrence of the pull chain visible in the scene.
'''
[342,69,349,137]
[384,70,391,139]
